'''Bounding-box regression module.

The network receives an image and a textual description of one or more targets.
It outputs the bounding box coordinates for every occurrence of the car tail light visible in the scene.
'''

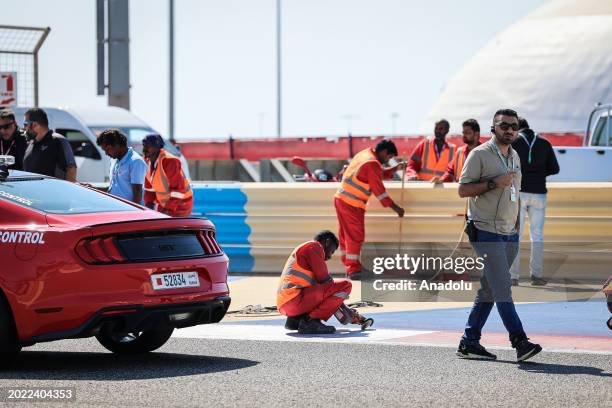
[198,230,223,255]
[76,237,127,264]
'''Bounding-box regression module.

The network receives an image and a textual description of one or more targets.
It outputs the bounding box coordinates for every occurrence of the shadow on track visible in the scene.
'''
[0,351,259,381]
[495,360,611,377]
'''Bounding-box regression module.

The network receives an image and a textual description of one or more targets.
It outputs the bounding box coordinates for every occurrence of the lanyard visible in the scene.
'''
[0,139,15,156]
[490,140,513,172]
[520,133,537,164]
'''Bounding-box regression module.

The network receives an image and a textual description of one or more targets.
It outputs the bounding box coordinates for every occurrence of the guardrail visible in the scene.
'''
[192,182,612,279]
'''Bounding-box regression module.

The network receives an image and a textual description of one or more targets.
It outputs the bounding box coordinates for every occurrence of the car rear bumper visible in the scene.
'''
[23,296,231,345]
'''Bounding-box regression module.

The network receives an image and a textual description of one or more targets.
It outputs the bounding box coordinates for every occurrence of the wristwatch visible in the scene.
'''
[487,180,496,190]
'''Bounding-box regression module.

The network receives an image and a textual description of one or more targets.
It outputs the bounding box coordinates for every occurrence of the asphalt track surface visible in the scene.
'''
[1,336,610,408]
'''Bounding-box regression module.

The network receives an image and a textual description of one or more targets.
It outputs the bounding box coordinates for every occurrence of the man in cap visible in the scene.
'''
[142,134,193,216]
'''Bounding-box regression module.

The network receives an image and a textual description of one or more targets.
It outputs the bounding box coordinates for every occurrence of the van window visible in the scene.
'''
[56,129,102,160]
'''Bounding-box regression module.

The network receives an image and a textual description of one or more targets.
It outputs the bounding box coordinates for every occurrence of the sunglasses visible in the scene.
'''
[22,120,36,127]
[0,123,14,130]
[495,122,519,131]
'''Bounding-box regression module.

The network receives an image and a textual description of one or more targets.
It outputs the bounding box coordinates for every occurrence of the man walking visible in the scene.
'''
[433,119,481,184]
[142,134,193,216]
[509,117,559,286]
[0,109,27,170]
[334,139,405,281]
[277,231,351,334]
[96,129,147,204]
[22,108,77,181]
[406,119,456,181]
[456,108,541,362]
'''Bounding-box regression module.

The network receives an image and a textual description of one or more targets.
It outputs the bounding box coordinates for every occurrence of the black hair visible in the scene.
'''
[24,107,49,127]
[462,119,480,133]
[96,128,128,147]
[375,139,398,156]
[436,119,450,130]
[493,108,518,123]
[0,109,16,122]
[518,117,529,130]
[314,230,339,248]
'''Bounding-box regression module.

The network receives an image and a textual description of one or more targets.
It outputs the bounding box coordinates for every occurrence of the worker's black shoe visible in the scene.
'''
[456,341,497,360]
[348,272,362,281]
[298,318,336,334]
[514,339,542,362]
[284,315,304,330]
[530,277,547,286]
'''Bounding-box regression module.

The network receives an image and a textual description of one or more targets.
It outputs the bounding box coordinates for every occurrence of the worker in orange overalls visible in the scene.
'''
[406,119,456,181]
[334,139,405,281]
[277,231,351,334]
[142,134,193,217]
[432,119,481,184]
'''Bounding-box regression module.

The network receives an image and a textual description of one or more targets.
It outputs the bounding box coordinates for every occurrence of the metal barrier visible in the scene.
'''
[192,181,612,278]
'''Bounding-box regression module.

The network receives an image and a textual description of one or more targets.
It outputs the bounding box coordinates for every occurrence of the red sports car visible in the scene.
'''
[0,170,230,358]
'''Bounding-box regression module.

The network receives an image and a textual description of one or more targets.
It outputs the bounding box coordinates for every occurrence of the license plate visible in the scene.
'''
[151,272,200,290]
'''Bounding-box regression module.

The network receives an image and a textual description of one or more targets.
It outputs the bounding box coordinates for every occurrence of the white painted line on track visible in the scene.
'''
[173,324,433,345]
[172,324,612,355]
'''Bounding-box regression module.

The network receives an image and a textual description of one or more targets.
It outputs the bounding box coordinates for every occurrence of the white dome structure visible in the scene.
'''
[421,0,612,134]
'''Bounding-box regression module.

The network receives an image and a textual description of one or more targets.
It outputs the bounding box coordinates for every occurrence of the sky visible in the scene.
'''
[2,0,548,139]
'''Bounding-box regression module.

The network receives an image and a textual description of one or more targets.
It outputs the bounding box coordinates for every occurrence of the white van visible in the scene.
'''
[14,106,190,183]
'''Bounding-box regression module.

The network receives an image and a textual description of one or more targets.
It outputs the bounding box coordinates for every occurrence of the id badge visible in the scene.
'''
[510,185,517,202]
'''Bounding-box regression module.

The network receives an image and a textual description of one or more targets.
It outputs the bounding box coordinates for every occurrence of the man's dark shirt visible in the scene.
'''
[0,128,28,170]
[23,130,77,179]
[512,129,560,194]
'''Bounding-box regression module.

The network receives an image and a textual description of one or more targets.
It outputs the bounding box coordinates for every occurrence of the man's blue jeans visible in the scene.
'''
[462,229,527,346]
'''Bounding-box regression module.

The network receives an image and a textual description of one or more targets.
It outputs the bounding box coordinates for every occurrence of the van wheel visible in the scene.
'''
[96,328,174,354]
[0,295,21,361]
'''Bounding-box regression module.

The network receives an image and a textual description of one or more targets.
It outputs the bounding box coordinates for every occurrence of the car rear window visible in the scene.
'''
[0,177,139,214]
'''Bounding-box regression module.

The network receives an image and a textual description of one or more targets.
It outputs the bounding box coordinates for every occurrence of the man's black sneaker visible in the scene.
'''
[298,318,336,334]
[284,315,303,330]
[456,341,497,360]
[515,339,542,362]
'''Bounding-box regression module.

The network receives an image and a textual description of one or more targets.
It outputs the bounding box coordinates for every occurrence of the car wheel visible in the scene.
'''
[95,328,174,354]
[0,294,21,361]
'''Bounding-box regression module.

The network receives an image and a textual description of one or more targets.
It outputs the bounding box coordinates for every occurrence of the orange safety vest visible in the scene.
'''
[453,145,468,182]
[277,241,318,309]
[145,149,193,208]
[417,139,455,181]
[334,148,382,210]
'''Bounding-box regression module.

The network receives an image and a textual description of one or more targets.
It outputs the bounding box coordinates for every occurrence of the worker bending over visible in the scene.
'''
[334,139,405,280]
[277,231,351,334]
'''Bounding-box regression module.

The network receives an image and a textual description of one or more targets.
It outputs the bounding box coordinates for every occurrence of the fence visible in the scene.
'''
[0,25,50,107]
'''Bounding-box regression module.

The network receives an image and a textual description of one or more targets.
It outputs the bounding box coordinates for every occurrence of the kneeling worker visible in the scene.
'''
[277,231,351,334]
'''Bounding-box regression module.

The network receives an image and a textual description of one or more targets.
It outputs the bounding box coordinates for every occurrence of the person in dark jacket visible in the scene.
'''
[509,117,559,286]
[0,109,28,170]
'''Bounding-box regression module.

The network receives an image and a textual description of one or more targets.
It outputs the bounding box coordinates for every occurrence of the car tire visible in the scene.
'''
[95,328,174,354]
[0,294,21,361]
